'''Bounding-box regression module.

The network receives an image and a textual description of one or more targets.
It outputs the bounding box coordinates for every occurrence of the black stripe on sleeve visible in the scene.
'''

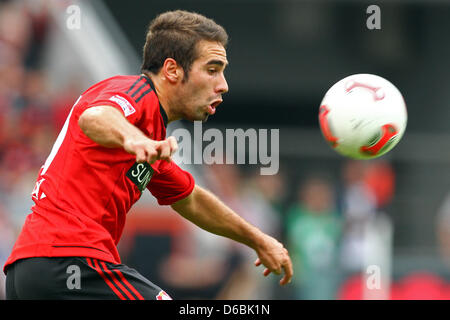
[135,88,152,103]
[125,76,145,94]
[130,82,148,98]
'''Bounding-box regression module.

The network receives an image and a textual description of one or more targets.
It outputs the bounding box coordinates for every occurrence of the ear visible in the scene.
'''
[162,58,184,83]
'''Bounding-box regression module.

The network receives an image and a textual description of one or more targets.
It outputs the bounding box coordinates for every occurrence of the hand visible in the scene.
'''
[254,235,293,286]
[124,135,178,164]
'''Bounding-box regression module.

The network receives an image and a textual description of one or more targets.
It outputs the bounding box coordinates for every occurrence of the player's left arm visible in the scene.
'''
[171,184,293,286]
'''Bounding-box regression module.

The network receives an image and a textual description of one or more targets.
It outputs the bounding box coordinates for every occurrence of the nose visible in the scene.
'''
[216,73,229,94]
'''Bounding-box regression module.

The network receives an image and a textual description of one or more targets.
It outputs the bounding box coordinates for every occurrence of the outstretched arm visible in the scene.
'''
[171,184,293,286]
[78,105,177,163]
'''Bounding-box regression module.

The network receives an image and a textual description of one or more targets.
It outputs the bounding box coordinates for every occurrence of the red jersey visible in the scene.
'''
[4,75,195,272]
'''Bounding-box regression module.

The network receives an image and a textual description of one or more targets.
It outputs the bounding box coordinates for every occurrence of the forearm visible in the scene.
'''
[78,105,146,148]
[171,185,265,250]
[172,184,293,285]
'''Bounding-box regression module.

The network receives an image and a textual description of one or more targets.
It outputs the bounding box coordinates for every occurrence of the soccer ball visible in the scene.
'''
[318,74,407,159]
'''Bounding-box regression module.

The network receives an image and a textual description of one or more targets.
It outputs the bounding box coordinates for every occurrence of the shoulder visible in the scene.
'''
[107,75,159,112]
[81,75,155,113]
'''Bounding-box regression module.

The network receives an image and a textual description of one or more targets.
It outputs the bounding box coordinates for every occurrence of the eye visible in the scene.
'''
[208,68,217,75]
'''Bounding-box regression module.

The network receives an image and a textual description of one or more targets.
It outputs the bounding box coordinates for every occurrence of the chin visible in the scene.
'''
[202,114,210,122]
[195,111,210,122]
[185,112,209,122]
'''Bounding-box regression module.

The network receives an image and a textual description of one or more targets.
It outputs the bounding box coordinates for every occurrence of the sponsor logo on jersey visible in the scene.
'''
[126,162,154,191]
[109,94,136,117]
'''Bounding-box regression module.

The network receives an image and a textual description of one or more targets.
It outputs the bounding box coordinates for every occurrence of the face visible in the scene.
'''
[175,40,229,122]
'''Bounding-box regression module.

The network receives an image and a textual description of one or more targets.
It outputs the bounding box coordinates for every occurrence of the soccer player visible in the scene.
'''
[4,10,293,300]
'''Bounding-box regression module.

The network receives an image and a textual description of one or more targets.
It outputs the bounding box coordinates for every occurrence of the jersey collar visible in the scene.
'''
[142,75,168,128]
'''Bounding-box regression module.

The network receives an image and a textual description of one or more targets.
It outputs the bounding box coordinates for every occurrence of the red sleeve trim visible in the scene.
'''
[156,178,195,205]
[155,171,195,206]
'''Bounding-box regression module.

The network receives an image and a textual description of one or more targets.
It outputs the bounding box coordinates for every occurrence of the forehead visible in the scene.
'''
[195,40,228,65]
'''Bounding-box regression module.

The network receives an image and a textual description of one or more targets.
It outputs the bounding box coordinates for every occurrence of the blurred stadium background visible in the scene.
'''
[1,0,450,300]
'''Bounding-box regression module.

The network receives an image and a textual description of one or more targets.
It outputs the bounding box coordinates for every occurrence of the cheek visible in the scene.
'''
[188,79,209,100]
[181,73,211,106]
[179,83,197,103]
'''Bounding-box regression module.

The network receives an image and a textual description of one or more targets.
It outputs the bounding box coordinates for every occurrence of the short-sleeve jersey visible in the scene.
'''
[4,75,195,272]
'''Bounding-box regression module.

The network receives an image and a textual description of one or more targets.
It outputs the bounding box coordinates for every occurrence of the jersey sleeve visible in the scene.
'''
[147,160,195,205]
[85,90,141,125]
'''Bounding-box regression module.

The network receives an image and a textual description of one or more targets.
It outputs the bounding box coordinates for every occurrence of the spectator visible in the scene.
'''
[221,170,284,299]
[339,160,377,273]
[285,175,342,299]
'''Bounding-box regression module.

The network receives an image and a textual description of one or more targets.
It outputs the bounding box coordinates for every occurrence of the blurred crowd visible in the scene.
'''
[1,0,450,300]
[0,0,81,297]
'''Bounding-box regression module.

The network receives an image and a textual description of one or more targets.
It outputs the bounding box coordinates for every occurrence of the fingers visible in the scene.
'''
[280,274,291,286]
[277,248,293,285]
[279,256,294,286]
[254,243,293,286]
[155,136,179,163]
[255,258,275,277]
[135,148,147,163]
[146,149,159,164]
[127,136,179,164]
[156,141,171,162]
[261,266,280,277]
[255,258,271,277]
[127,141,157,164]
[261,263,292,285]
[167,136,178,154]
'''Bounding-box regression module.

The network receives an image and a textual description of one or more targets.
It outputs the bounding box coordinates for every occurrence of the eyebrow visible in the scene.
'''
[206,59,228,67]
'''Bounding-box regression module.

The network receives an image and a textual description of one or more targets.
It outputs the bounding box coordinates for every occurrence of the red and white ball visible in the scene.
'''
[319,74,407,159]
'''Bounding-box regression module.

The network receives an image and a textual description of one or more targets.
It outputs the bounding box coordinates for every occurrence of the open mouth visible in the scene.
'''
[207,99,222,115]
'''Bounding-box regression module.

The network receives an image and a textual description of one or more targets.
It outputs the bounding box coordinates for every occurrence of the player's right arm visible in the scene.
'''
[78,106,177,164]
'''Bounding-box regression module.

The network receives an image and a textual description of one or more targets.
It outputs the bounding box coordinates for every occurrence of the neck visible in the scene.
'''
[142,72,179,123]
